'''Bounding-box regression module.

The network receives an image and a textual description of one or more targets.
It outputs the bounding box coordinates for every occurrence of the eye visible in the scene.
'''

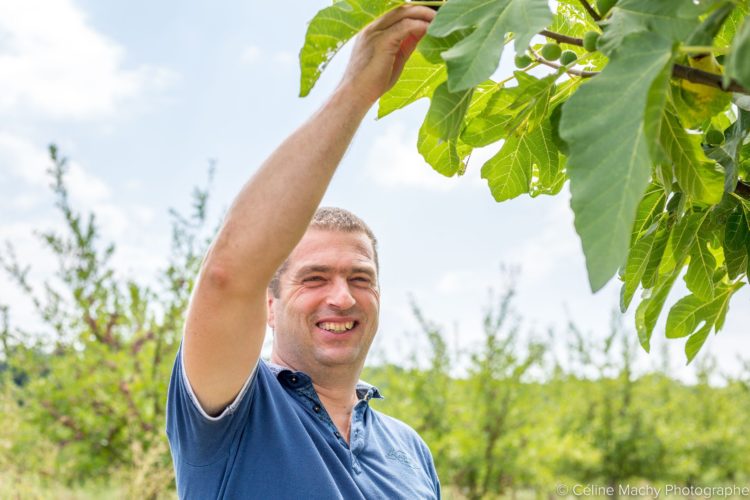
[303,276,325,284]
[351,276,372,285]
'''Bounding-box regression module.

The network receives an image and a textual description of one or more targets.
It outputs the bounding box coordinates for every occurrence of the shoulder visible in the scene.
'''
[371,408,432,457]
[371,408,419,437]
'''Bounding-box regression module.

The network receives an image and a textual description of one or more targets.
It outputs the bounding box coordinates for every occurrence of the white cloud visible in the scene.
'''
[240,45,295,68]
[240,45,262,64]
[273,50,295,66]
[0,131,109,205]
[0,0,176,120]
[365,122,464,191]
[436,269,489,295]
[503,192,580,285]
[0,132,159,244]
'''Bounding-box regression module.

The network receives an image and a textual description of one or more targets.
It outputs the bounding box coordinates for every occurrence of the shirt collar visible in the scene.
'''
[264,360,383,400]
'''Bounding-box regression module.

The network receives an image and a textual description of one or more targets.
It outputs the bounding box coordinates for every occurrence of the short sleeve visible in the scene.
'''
[165,344,258,467]
[419,438,441,499]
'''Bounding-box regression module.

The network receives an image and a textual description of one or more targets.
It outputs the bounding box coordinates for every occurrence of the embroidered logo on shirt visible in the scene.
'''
[386,448,421,470]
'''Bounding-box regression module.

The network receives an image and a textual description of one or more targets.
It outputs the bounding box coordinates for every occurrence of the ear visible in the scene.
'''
[266,288,276,329]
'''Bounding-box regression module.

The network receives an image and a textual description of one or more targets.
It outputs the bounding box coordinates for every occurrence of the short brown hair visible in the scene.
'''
[268,207,379,297]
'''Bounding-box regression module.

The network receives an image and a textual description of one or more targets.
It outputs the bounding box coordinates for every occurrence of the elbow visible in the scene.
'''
[200,262,235,291]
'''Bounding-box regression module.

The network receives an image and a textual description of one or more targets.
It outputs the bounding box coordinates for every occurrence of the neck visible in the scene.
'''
[270,352,361,410]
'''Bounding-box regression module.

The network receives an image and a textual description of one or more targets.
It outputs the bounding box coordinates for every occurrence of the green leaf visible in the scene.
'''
[684,327,711,364]
[462,112,514,147]
[598,0,703,56]
[424,83,474,141]
[480,120,558,201]
[659,110,724,205]
[621,214,666,312]
[723,209,749,279]
[676,56,733,128]
[465,81,502,121]
[530,156,566,197]
[659,210,708,275]
[644,59,673,165]
[299,0,401,97]
[462,86,519,146]
[666,282,742,338]
[378,52,445,119]
[505,72,559,135]
[418,120,472,177]
[641,217,670,288]
[685,2,736,46]
[665,281,744,362]
[635,266,680,352]
[738,196,750,230]
[427,0,552,91]
[630,183,666,246]
[716,3,749,47]
[706,109,750,193]
[684,230,717,301]
[559,32,674,291]
[418,30,472,65]
[725,14,750,89]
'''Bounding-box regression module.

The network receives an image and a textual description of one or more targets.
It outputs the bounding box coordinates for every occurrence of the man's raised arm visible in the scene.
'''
[182,6,436,415]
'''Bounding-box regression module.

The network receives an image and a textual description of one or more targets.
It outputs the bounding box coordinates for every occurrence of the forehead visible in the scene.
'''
[286,229,376,272]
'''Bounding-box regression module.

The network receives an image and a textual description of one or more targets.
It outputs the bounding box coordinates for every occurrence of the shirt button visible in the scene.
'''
[289,375,298,384]
[313,405,321,413]
[334,431,341,438]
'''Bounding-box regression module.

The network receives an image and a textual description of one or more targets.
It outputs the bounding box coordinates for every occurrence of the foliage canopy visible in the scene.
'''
[299,0,750,362]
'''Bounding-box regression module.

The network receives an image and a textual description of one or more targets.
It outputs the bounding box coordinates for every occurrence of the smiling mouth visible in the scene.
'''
[317,321,358,333]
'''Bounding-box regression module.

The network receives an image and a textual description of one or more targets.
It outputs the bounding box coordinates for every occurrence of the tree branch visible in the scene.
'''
[540,30,583,47]
[538,29,750,95]
[672,63,749,95]
[529,48,598,78]
[736,181,750,200]
[577,0,601,22]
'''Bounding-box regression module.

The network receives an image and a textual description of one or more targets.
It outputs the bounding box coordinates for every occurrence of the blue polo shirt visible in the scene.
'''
[166,349,441,499]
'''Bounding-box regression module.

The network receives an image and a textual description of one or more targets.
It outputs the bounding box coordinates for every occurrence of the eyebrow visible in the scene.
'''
[294,265,376,279]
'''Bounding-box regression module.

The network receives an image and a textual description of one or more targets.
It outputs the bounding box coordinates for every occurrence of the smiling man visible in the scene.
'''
[165,5,441,499]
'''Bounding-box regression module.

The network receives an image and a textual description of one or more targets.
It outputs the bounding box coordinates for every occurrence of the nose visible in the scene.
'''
[327,277,356,310]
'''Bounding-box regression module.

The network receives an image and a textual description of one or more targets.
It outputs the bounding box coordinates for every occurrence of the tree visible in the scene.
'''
[559,315,667,499]
[0,147,212,495]
[368,285,546,499]
[298,0,750,362]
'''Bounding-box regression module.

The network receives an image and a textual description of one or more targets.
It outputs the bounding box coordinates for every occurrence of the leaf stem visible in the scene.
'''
[539,29,750,95]
[679,46,730,56]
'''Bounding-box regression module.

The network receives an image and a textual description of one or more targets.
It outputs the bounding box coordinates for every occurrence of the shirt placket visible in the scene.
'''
[348,398,369,474]
[282,372,350,444]
[281,370,374,475]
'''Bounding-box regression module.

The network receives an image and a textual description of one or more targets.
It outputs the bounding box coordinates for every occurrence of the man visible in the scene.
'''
[166,5,441,499]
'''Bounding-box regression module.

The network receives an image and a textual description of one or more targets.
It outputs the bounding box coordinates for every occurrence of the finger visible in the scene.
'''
[368,5,436,32]
[386,22,430,87]
[387,17,431,50]
[399,33,421,58]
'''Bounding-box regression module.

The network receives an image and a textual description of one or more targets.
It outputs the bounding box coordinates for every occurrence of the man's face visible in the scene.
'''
[267,229,380,371]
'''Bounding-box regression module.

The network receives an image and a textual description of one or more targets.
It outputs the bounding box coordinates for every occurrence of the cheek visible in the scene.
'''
[286,289,325,315]
[359,287,380,309]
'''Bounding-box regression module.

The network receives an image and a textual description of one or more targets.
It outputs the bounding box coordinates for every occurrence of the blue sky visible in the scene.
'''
[1,0,747,381]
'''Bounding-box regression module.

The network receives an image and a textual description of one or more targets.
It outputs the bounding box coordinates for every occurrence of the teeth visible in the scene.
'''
[319,321,355,332]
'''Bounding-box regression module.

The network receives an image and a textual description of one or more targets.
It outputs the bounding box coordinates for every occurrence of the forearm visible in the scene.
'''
[181,5,435,413]
[205,83,372,289]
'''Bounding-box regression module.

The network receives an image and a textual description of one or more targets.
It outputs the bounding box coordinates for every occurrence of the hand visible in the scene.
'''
[337,6,436,108]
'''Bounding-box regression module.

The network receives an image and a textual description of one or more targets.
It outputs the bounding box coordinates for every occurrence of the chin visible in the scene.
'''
[313,350,362,368]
